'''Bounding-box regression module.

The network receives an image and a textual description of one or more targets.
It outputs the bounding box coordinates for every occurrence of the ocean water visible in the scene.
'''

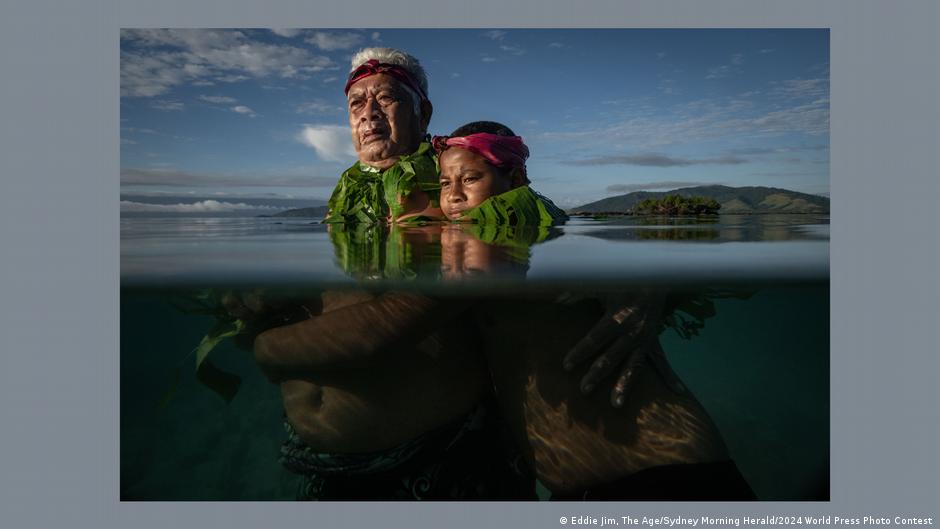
[120,215,828,287]
[120,214,829,501]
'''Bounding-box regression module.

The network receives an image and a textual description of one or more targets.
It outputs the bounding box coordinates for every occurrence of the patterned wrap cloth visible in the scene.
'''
[279,401,535,501]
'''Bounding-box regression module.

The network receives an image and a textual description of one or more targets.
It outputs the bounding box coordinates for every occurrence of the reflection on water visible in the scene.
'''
[574,214,829,242]
[120,215,829,501]
[120,214,828,286]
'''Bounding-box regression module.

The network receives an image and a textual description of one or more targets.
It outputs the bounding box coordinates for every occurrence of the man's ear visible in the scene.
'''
[420,100,433,134]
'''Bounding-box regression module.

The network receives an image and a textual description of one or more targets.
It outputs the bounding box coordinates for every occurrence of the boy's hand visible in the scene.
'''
[562,290,679,407]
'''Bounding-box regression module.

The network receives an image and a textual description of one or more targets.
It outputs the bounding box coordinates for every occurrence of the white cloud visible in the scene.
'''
[500,44,526,56]
[121,126,193,143]
[120,199,279,213]
[659,79,678,95]
[122,127,157,134]
[483,30,506,40]
[771,78,829,101]
[270,28,302,38]
[215,74,250,83]
[121,29,334,97]
[296,100,344,114]
[748,100,829,136]
[705,53,746,79]
[450,72,461,78]
[182,63,211,77]
[199,95,237,104]
[541,94,830,149]
[565,154,747,167]
[306,31,364,51]
[232,105,257,117]
[120,167,338,188]
[549,42,565,49]
[371,32,381,41]
[120,51,189,97]
[481,56,496,63]
[152,100,184,111]
[124,28,243,49]
[298,125,355,163]
[705,65,731,79]
[606,181,718,193]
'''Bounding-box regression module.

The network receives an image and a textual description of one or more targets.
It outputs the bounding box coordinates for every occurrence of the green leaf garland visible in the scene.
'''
[326,141,440,223]
[458,186,568,226]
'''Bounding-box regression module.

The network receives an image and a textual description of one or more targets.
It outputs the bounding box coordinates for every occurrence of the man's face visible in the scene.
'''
[347,74,423,169]
[438,148,514,220]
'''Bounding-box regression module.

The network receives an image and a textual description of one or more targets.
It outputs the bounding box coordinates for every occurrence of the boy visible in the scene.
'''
[433,121,566,225]
[434,121,756,500]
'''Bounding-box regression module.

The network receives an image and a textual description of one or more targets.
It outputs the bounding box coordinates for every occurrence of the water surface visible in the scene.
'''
[121,214,829,287]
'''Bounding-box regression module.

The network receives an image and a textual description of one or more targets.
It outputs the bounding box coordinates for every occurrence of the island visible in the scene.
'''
[633,195,721,215]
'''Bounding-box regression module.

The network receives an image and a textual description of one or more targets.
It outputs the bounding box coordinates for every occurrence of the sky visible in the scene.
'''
[120,28,829,214]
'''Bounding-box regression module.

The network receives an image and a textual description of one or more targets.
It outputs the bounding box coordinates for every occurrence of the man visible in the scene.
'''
[249,48,533,500]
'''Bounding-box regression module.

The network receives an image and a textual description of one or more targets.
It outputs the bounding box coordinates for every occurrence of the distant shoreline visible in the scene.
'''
[566,211,828,217]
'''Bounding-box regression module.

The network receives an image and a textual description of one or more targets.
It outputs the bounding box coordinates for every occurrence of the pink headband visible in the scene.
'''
[344,59,428,101]
[432,133,530,182]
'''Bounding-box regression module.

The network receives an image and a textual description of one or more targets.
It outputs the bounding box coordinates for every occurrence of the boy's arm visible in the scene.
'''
[252,291,468,382]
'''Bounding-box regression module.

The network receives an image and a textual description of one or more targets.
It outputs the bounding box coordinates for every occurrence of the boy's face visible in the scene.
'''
[439,148,514,220]
[440,226,526,279]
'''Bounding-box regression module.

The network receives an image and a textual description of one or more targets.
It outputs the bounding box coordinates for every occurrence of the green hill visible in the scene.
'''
[570,185,828,214]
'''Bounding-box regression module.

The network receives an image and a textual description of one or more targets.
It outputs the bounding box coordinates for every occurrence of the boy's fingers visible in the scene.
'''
[578,330,641,394]
[610,353,647,407]
[563,315,622,371]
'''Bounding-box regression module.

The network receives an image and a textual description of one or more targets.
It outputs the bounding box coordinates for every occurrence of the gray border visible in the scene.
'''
[3,0,939,528]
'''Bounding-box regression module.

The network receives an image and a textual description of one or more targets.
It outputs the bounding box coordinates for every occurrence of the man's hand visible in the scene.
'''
[561,290,675,407]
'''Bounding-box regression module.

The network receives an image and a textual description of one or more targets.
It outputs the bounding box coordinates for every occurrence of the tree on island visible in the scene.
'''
[633,195,721,215]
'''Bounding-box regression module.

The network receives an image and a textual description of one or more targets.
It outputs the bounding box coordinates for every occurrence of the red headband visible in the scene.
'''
[432,133,530,182]
[344,59,428,101]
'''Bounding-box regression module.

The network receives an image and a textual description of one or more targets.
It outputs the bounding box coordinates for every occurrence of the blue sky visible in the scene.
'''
[120,28,829,214]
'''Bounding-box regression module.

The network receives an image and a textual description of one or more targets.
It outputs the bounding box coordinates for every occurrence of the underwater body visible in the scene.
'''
[120,214,829,500]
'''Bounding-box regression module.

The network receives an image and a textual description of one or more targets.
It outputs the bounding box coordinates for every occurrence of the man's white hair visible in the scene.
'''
[350,47,429,98]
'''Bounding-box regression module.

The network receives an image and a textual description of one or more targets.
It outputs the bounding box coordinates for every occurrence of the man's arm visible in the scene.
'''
[253,291,468,382]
